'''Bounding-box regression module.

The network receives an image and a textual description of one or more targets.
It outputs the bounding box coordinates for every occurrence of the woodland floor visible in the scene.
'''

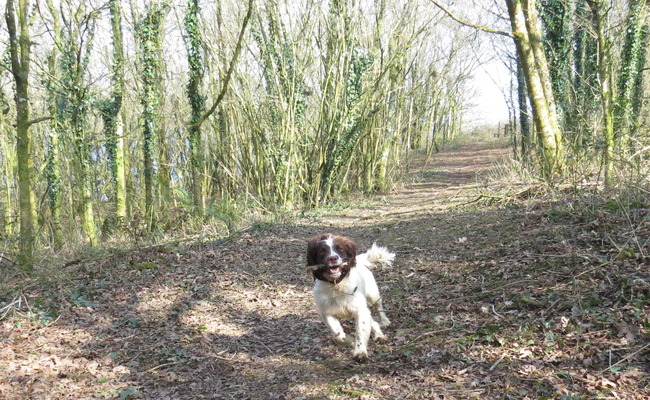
[1,139,649,399]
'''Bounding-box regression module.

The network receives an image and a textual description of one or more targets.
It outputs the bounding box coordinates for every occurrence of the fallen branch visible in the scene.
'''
[601,342,650,373]
[489,354,507,371]
[146,360,187,373]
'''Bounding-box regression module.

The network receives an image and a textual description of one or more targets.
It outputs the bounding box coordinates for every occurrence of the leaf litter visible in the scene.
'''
[1,141,649,399]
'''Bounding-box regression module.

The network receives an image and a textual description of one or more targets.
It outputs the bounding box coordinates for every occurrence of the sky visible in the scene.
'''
[470,57,511,127]
[435,0,512,128]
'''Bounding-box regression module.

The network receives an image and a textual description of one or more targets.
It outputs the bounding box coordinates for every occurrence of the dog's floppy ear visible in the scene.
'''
[342,237,357,261]
[306,236,320,266]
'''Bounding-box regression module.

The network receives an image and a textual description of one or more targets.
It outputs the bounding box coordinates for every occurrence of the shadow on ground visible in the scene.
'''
[2,142,648,399]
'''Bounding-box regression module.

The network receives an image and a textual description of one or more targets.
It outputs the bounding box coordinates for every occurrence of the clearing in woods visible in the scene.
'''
[1,139,648,399]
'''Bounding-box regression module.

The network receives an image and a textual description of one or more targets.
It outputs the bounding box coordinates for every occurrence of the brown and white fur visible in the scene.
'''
[306,234,394,363]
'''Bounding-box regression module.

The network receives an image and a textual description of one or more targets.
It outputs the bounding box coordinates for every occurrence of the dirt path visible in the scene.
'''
[2,140,648,399]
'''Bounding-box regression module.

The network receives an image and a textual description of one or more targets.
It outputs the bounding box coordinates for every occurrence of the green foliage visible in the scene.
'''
[132,261,159,270]
[540,0,572,121]
[250,3,308,208]
[320,47,375,200]
[207,194,244,234]
[118,386,138,399]
[185,0,205,127]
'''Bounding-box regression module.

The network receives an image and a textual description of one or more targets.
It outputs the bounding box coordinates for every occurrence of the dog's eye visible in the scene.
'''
[335,245,342,252]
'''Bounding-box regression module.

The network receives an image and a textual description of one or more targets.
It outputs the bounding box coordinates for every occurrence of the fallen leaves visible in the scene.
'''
[1,143,649,399]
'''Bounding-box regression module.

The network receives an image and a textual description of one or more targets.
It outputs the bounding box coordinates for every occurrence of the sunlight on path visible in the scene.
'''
[327,140,511,226]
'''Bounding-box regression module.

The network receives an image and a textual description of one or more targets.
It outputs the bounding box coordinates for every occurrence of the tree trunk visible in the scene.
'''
[615,0,647,148]
[61,3,98,246]
[516,54,531,159]
[44,0,62,249]
[0,123,14,238]
[588,0,615,187]
[185,0,205,216]
[46,117,62,249]
[6,0,37,268]
[539,0,573,124]
[137,4,166,229]
[507,0,565,180]
[109,0,127,227]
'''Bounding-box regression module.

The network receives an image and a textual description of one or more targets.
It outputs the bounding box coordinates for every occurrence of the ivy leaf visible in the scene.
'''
[119,386,138,399]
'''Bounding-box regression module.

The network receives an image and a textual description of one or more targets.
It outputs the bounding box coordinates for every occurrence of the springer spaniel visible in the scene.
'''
[306,234,394,362]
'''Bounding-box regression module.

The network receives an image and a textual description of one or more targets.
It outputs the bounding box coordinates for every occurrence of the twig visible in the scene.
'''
[574,260,612,279]
[491,304,504,319]
[256,339,276,356]
[428,0,513,37]
[146,359,187,373]
[0,296,22,319]
[213,351,238,362]
[457,194,493,206]
[43,314,61,327]
[601,342,650,373]
[0,252,18,267]
[489,354,507,371]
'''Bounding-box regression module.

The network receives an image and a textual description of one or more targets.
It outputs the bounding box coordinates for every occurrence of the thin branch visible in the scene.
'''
[26,115,53,127]
[428,0,513,38]
[192,0,254,129]
[601,342,650,373]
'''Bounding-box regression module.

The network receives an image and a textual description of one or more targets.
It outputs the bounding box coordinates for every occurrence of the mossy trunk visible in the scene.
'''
[44,9,63,249]
[615,0,647,148]
[507,0,565,181]
[185,0,205,216]
[137,5,166,229]
[6,0,37,269]
[109,0,127,226]
[588,0,615,187]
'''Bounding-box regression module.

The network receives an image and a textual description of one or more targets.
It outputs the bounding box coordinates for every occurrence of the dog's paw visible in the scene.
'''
[380,317,391,327]
[374,334,388,342]
[334,336,353,347]
[352,352,368,363]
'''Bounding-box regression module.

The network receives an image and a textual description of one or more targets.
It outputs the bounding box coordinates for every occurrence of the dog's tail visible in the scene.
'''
[363,243,395,268]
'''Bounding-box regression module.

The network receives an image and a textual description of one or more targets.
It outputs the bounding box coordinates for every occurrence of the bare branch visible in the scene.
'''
[26,115,52,127]
[428,0,512,38]
[192,0,254,129]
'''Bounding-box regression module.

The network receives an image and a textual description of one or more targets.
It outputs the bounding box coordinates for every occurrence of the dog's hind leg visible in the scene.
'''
[370,318,387,342]
[371,297,391,327]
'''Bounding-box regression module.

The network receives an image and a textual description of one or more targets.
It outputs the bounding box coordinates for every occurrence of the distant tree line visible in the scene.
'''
[4,0,647,269]
[1,0,479,268]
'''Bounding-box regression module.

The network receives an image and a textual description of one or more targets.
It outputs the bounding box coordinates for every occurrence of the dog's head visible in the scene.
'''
[306,234,357,283]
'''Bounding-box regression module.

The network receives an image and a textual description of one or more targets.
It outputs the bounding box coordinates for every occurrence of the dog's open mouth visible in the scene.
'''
[327,261,347,276]
[328,266,342,275]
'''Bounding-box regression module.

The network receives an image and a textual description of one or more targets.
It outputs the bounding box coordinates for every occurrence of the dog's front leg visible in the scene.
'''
[352,310,372,363]
[323,315,351,346]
